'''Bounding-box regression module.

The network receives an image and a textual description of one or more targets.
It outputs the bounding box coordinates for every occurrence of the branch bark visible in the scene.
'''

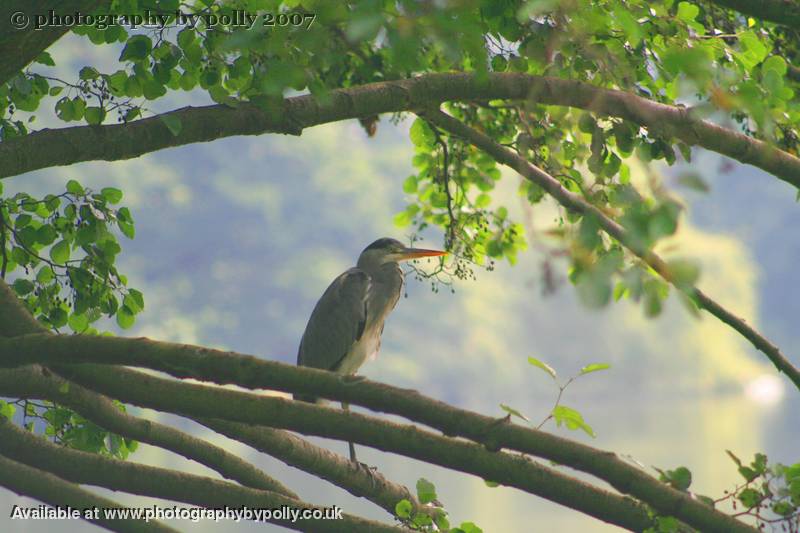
[704,0,800,30]
[0,454,176,533]
[1,364,297,498]
[0,282,752,531]
[1,73,799,191]
[20,350,755,533]
[43,363,657,532]
[419,108,800,392]
[0,416,402,533]
[0,1,106,85]
[0,332,760,531]
[199,419,426,519]
[0,279,427,525]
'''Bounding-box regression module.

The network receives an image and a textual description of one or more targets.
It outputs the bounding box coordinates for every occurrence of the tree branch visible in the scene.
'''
[199,419,426,519]
[0,280,424,524]
[0,416,402,533]
[703,0,800,30]
[0,1,106,86]
[51,358,758,532]
[0,363,297,498]
[45,363,658,532]
[1,73,799,191]
[0,333,760,531]
[0,454,177,533]
[419,108,800,392]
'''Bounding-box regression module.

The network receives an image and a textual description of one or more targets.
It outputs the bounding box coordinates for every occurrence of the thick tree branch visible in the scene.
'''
[0,280,424,524]
[1,73,799,191]
[0,454,176,533]
[704,0,800,30]
[419,109,800,391]
[0,281,751,531]
[51,359,756,532]
[2,364,297,499]
[0,416,401,533]
[0,333,759,531]
[44,363,658,532]
[0,277,48,336]
[200,419,426,519]
[0,279,302,500]
[0,1,106,86]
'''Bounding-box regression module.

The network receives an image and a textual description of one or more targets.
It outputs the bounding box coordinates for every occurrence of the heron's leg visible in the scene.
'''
[341,402,358,462]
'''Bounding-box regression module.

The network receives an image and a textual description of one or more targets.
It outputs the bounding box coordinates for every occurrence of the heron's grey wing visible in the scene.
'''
[297,268,370,373]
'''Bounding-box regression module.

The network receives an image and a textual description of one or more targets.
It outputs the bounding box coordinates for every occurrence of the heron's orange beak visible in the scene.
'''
[398,247,447,260]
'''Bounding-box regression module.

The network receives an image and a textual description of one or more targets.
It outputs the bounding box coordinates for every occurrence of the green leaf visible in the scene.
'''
[527,356,556,379]
[123,293,142,314]
[119,35,153,61]
[49,307,68,328]
[50,239,70,264]
[14,214,32,228]
[456,521,483,533]
[0,400,15,420]
[12,278,34,296]
[84,106,106,125]
[762,55,787,76]
[79,66,100,80]
[409,118,436,148]
[36,225,57,246]
[416,478,437,504]
[664,466,692,491]
[66,179,84,195]
[666,258,700,289]
[676,2,699,23]
[578,112,596,134]
[394,499,413,519]
[101,187,123,204]
[128,289,144,311]
[393,211,411,227]
[579,363,610,375]
[739,31,768,68]
[500,403,530,422]
[738,487,761,508]
[68,313,89,333]
[36,266,54,283]
[35,51,55,66]
[552,405,595,437]
[116,306,135,329]
[402,175,418,194]
[160,114,182,136]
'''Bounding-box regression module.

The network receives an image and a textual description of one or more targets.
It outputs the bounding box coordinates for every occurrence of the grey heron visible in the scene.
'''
[295,237,446,460]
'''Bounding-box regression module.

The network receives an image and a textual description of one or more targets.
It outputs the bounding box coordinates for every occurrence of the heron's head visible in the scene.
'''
[358,238,446,266]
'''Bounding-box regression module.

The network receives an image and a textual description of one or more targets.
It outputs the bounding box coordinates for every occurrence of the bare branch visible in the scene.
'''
[0,454,176,533]
[1,74,799,192]
[200,419,425,519]
[0,363,297,498]
[0,332,759,531]
[46,363,656,531]
[0,416,402,533]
